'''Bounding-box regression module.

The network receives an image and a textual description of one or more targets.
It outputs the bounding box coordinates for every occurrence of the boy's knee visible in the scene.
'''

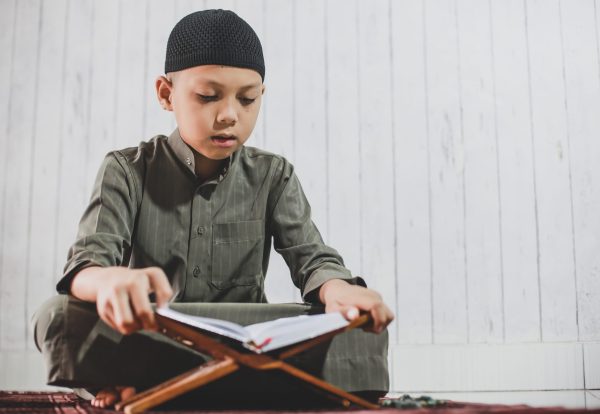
[31,295,107,387]
[31,295,69,352]
[31,295,100,353]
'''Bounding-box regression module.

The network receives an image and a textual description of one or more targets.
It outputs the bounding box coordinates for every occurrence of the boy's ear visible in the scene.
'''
[261,84,266,95]
[155,75,174,111]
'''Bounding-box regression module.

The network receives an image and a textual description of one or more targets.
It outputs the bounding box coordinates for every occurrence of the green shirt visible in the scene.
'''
[57,129,364,302]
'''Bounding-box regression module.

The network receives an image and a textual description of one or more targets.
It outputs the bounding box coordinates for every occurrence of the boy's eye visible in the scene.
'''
[239,97,256,106]
[197,94,218,102]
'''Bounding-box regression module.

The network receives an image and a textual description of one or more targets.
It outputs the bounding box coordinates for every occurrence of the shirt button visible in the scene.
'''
[185,157,192,165]
[197,226,205,236]
[193,266,200,277]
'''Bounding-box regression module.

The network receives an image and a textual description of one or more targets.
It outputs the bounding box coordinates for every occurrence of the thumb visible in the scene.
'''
[339,306,359,321]
[145,267,173,307]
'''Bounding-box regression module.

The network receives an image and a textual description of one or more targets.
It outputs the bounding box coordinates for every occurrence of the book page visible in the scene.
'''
[156,307,250,343]
[245,312,349,352]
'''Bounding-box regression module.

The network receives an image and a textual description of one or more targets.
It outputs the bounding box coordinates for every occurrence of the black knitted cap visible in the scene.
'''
[165,9,265,81]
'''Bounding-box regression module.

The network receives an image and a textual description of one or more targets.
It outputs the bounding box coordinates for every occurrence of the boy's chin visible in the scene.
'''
[201,146,238,160]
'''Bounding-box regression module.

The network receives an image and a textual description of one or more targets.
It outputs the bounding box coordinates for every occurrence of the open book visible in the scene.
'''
[156,306,350,353]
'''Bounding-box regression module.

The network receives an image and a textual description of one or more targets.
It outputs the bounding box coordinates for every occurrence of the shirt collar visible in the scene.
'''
[167,128,235,184]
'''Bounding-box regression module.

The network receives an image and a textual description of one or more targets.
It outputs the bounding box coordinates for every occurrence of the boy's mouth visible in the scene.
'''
[211,135,237,148]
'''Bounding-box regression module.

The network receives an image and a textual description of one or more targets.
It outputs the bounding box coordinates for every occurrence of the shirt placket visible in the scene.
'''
[186,183,214,300]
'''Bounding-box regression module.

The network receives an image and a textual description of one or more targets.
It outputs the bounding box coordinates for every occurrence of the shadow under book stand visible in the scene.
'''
[115,312,380,413]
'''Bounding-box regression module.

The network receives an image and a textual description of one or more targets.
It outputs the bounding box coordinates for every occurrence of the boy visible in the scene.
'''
[33,9,393,408]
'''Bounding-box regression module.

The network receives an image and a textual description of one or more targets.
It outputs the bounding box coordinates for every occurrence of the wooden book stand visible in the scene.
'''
[116,312,380,413]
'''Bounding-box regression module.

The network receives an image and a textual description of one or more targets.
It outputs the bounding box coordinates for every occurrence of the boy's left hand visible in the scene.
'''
[319,279,394,333]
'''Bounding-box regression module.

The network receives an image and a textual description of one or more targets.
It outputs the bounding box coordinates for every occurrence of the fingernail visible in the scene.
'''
[347,308,359,319]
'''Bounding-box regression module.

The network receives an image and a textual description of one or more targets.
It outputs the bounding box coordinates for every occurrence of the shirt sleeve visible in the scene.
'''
[56,151,139,294]
[266,158,366,303]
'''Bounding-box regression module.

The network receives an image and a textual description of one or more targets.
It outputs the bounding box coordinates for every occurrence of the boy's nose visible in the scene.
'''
[216,100,238,125]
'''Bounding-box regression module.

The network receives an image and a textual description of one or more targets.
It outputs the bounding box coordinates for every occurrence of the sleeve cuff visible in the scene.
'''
[302,263,367,304]
[56,260,101,295]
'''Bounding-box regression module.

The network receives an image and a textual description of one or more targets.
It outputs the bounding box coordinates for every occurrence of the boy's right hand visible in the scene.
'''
[70,266,173,335]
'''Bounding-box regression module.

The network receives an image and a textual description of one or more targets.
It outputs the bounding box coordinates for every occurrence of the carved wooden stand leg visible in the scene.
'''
[115,313,380,412]
[277,360,379,409]
[116,358,238,414]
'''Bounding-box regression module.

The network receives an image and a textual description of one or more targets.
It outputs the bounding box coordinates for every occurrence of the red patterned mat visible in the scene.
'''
[1,391,599,414]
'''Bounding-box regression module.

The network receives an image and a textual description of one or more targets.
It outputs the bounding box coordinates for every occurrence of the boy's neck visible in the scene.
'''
[194,151,227,183]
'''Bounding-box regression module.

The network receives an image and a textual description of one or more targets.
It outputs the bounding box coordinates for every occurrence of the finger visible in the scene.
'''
[339,306,359,321]
[129,280,156,331]
[98,300,118,332]
[111,289,136,334]
[371,304,389,333]
[325,301,360,321]
[370,304,383,332]
[379,304,395,329]
[104,304,117,330]
[385,306,395,324]
[145,267,173,307]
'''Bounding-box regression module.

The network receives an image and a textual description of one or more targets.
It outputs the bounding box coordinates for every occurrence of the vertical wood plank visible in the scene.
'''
[84,0,120,198]
[587,390,600,409]
[292,0,327,304]
[391,0,432,344]
[525,0,578,342]
[560,0,600,341]
[205,0,233,10]
[293,0,327,242]
[392,342,585,392]
[53,0,94,286]
[597,0,600,84]
[0,350,52,390]
[0,0,41,350]
[261,0,294,161]
[262,0,296,303]
[490,0,541,342]
[113,0,147,150]
[25,0,68,350]
[233,0,265,149]
[357,0,397,341]
[0,0,17,350]
[457,0,504,343]
[143,0,176,140]
[175,0,204,20]
[425,0,468,343]
[325,0,361,280]
[584,342,600,389]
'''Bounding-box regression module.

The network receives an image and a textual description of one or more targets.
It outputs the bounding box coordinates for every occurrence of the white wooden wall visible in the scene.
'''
[1,0,599,407]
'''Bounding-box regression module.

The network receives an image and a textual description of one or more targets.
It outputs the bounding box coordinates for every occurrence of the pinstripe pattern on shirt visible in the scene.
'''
[58,129,364,303]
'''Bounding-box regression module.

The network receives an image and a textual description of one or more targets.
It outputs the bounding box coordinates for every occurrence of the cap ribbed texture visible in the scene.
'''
[165,9,265,80]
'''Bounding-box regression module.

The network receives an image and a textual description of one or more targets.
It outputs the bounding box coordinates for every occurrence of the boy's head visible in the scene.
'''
[156,10,265,161]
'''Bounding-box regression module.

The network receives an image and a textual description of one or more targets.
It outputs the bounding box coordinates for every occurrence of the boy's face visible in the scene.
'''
[156,65,264,160]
